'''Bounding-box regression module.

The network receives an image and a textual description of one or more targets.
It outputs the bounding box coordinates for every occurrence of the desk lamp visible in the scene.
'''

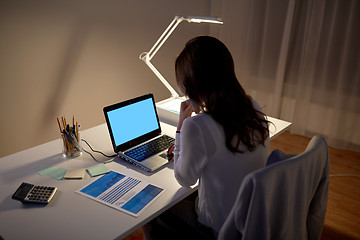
[139,16,223,98]
[139,16,223,124]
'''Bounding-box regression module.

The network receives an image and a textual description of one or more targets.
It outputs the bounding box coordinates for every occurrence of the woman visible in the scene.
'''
[145,36,269,239]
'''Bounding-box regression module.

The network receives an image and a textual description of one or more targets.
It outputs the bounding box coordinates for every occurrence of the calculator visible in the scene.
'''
[12,182,57,204]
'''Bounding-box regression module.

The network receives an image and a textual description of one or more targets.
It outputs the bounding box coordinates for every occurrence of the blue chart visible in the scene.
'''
[80,171,125,198]
[77,171,164,217]
[100,177,141,204]
[121,184,163,214]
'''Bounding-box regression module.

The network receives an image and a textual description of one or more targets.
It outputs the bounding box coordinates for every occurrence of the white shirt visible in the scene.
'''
[173,101,269,233]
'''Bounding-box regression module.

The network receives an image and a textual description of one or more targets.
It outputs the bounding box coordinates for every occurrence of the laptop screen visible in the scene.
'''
[104,94,161,152]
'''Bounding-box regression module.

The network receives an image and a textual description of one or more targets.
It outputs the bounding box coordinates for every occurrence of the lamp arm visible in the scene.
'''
[140,16,185,98]
[145,60,179,98]
[147,16,185,61]
[139,15,222,98]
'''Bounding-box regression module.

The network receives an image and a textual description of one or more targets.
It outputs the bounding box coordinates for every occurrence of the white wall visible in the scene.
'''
[0,0,221,157]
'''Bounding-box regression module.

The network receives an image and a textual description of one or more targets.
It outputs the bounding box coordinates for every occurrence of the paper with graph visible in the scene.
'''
[77,171,163,217]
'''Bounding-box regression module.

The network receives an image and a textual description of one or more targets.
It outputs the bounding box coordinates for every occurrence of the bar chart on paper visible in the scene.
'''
[77,171,163,217]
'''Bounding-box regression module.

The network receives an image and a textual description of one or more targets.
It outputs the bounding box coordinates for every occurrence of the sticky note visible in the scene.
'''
[51,168,67,180]
[64,168,85,179]
[38,166,66,180]
[38,166,58,176]
[86,164,110,177]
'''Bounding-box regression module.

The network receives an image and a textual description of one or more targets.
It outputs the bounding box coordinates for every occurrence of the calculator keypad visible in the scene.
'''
[24,185,57,203]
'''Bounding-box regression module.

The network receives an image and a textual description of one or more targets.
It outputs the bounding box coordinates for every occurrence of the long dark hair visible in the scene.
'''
[175,36,269,153]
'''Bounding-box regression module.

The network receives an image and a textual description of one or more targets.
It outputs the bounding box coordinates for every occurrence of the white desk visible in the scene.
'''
[156,97,292,139]
[0,111,291,240]
[0,123,196,240]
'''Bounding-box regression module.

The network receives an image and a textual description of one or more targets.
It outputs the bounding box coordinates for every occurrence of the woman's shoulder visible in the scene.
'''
[184,113,220,131]
[187,113,214,123]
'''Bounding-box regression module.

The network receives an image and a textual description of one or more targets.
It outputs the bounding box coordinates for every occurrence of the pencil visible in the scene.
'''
[64,136,69,156]
[58,117,69,156]
[76,121,79,143]
[56,118,62,133]
[61,117,66,130]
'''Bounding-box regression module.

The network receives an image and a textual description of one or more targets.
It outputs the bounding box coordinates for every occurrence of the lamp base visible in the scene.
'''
[156,96,186,126]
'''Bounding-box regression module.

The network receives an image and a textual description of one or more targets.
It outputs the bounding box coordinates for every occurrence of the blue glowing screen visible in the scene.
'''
[107,98,159,146]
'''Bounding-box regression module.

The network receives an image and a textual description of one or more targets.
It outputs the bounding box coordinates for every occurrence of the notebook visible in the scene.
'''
[103,93,174,172]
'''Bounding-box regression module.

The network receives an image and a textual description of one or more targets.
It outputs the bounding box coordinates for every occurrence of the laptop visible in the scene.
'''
[103,93,174,172]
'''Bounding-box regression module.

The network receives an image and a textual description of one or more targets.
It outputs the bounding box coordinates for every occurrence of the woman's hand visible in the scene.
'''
[177,100,194,131]
[167,143,175,160]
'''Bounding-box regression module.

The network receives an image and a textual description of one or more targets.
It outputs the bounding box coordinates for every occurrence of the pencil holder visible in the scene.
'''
[61,132,82,158]
[57,116,82,158]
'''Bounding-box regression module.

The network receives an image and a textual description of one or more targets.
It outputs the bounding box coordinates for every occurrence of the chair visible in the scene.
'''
[218,135,329,240]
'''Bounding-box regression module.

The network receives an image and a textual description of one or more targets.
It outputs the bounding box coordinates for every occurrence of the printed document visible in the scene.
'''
[77,171,163,217]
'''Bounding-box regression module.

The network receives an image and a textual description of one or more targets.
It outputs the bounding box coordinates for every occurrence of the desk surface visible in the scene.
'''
[0,112,291,240]
[0,123,196,240]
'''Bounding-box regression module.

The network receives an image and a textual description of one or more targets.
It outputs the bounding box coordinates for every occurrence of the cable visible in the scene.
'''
[81,147,114,163]
[81,148,100,162]
[81,138,117,163]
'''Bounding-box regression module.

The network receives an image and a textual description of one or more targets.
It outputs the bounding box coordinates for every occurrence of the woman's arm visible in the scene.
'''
[173,117,207,187]
[177,100,194,131]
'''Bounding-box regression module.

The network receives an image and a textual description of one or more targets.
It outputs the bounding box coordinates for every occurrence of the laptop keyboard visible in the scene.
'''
[124,135,175,162]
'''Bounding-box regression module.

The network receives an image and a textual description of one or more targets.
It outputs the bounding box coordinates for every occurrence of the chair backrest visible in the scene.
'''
[218,135,329,240]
